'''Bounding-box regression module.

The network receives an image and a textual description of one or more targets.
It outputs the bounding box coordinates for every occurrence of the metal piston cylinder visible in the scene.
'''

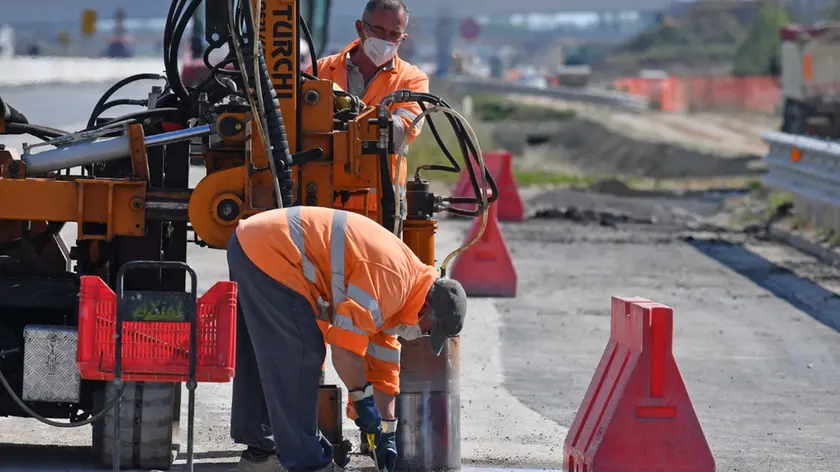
[396,336,461,472]
[20,125,212,175]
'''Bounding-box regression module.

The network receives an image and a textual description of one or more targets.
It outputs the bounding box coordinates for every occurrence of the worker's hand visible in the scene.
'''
[375,420,398,472]
[350,383,382,434]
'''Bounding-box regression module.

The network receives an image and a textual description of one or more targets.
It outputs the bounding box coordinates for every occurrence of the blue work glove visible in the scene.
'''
[349,383,382,435]
[375,420,398,472]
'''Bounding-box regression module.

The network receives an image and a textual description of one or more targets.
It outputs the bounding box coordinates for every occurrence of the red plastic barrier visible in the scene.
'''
[451,151,525,222]
[564,297,714,472]
[449,201,517,297]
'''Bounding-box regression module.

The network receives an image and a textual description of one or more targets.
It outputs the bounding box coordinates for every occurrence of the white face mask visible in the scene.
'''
[363,37,399,67]
[393,324,423,341]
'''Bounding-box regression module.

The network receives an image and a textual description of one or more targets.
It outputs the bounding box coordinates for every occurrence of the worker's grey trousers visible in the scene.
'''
[227,233,332,471]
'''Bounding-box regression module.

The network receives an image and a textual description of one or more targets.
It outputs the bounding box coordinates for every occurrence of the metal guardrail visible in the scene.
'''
[761,131,840,205]
[442,76,650,111]
[761,130,840,232]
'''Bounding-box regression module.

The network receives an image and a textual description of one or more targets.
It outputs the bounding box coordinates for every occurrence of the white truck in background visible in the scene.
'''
[780,22,840,136]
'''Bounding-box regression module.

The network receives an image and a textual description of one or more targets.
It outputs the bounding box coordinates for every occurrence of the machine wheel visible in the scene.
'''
[91,381,181,470]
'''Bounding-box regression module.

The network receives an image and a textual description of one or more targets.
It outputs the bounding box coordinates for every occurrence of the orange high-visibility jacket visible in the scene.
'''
[235,206,438,395]
[307,39,429,219]
[313,39,429,145]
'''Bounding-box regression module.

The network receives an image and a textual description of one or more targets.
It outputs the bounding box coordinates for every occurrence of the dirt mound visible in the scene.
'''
[501,116,765,180]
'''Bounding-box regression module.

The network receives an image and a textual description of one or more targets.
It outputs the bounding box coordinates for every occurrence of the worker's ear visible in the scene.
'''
[355,19,365,39]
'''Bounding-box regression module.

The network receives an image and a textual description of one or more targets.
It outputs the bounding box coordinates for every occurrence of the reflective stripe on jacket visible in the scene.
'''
[235,206,438,395]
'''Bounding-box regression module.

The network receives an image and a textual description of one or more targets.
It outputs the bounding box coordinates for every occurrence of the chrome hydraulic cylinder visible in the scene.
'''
[21,124,212,175]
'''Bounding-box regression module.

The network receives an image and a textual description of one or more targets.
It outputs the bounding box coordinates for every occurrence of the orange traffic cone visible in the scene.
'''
[449,201,517,297]
[450,151,525,222]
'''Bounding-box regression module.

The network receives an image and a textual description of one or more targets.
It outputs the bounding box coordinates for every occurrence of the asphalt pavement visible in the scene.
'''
[1,84,840,472]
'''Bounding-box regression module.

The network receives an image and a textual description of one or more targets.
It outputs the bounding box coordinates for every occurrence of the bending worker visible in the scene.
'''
[228,206,468,472]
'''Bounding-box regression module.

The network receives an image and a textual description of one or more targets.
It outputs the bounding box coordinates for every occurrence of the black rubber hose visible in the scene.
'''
[88,99,149,127]
[86,73,166,129]
[162,0,191,103]
[4,123,68,139]
[381,90,498,215]
[167,0,204,104]
[300,14,318,78]
[412,94,499,210]
[242,41,295,207]
[0,98,30,124]
[84,107,182,132]
[0,368,117,428]
[417,101,461,173]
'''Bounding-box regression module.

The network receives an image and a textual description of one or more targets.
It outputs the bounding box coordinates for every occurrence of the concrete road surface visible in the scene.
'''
[1,84,840,472]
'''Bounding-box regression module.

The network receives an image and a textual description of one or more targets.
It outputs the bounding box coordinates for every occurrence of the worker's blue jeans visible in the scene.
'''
[227,233,332,471]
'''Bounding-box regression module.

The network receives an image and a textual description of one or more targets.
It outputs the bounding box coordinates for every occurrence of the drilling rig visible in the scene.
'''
[0,0,496,470]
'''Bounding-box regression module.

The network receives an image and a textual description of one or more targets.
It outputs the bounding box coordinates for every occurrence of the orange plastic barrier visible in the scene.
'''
[564,297,714,472]
[614,75,781,113]
[449,201,517,297]
[450,151,525,222]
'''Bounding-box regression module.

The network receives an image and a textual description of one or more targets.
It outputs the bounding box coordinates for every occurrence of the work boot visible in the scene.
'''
[234,448,286,472]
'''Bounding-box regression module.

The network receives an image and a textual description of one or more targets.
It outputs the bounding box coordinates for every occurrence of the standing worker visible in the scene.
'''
[305,0,428,224]
[228,206,468,472]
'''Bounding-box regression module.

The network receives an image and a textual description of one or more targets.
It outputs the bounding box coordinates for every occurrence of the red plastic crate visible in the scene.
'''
[77,275,237,383]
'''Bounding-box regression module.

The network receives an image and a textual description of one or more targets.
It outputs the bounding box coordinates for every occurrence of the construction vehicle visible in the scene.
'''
[779,22,840,136]
[0,0,496,470]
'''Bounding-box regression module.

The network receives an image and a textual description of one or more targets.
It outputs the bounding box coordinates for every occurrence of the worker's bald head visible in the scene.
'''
[357,0,409,44]
[364,0,409,19]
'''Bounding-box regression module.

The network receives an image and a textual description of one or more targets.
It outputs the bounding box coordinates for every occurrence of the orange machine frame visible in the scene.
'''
[0,0,428,255]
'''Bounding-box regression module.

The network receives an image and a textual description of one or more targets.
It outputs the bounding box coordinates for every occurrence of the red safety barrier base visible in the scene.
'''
[564,297,715,472]
[451,150,525,222]
[449,201,517,297]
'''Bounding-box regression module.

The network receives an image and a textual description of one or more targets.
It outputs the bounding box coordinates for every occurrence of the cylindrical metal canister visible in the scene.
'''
[397,178,460,471]
[395,336,461,472]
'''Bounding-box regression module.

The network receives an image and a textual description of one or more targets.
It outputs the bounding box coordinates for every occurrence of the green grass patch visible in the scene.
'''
[765,190,793,218]
[469,94,577,123]
[512,170,594,187]
[746,179,762,191]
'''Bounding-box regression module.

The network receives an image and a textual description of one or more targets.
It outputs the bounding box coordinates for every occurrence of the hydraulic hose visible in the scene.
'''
[380,91,498,218]
[227,0,293,208]
[0,367,117,428]
[380,90,498,276]
[300,13,318,79]
[240,41,295,208]
[3,123,68,140]
[86,73,166,129]
[396,105,491,276]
